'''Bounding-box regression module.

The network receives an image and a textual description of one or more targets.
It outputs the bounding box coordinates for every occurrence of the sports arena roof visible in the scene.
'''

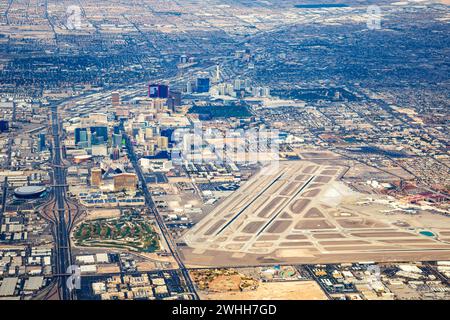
[14,186,47,198]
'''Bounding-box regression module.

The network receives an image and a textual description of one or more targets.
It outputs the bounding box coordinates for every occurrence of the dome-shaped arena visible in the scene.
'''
[14,186,47,199]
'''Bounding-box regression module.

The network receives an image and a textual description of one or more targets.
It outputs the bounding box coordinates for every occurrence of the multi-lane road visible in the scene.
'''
[44,88,200,300]
[0,100,75,299]
[50,104,75,300]
[124,134,199,300]
[39,63,228,300]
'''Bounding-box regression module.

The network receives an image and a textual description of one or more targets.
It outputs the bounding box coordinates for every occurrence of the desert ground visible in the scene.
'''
[199,281,327,300]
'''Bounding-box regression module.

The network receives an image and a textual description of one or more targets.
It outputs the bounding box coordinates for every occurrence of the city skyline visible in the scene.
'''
[0,0,449,306]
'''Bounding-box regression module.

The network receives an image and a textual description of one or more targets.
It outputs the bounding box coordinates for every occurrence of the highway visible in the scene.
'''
[50,104,75,300]
[124,134,199,300]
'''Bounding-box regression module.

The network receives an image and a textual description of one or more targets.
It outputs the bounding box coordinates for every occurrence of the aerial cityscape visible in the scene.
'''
[0,0,449,304]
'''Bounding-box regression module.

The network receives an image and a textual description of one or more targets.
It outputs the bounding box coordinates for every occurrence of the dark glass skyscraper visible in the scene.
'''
[90,126,108,145]
[38,133,46,152]
[148,84,169,98]
[0,120,9,132]
[196,78,210,93]
[74,128,88,146]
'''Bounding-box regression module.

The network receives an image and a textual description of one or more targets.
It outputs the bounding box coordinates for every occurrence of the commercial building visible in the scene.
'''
[111,147,120,160]
[90,126,108,145]
[168,91,182,112]
[112,92,120,108]
[113,173,138,192]
[75,128,89,147]
[112,133,122,147]
[157,136,169,150]
[23,277,44,293]
[91,168,102,187]
[73,155,93,164]
[38,133,46,152]
[91,144,108,157]
[0,120,9,132]
[148,84,169,98]
[196,78,210,93]
[0,277,18,297]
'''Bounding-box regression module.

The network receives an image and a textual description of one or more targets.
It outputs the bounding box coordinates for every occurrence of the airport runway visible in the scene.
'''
[182,161,450,266]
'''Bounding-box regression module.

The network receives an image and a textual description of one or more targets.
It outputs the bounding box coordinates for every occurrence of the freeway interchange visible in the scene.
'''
[49,104,75,300]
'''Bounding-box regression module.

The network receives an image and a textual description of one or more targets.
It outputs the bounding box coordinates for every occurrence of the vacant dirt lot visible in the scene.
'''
[200,281,327,300]
[85,209,121,221]
[208,274,242,292]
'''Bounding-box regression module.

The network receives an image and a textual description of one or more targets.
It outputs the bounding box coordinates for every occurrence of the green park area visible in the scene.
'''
[74,216,160,252]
